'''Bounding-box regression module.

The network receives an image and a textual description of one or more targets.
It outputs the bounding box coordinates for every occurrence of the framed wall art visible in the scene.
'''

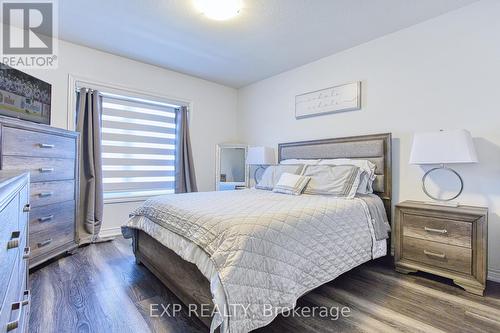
[295,81,361,119]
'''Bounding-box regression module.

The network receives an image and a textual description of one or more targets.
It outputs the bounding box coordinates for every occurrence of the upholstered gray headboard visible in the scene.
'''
[278,133,392,221]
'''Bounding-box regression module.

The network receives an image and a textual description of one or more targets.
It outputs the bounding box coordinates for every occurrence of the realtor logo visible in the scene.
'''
[1,0,58,68]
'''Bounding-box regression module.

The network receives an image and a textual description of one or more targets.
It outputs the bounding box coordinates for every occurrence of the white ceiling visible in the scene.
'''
[59,0,478,87]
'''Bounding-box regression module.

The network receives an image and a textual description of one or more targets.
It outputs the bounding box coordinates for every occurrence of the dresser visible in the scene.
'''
[0,116,79,268]
[0,172,30,333]
[394,201,488,295]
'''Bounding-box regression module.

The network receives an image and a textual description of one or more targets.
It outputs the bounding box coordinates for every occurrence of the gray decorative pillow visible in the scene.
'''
[318,158,376,194]
[273,173,311,195]
[255,165,304,190]
[302,165,362,198]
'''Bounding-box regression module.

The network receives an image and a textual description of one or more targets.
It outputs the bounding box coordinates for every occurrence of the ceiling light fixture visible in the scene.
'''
[194,0,243,21]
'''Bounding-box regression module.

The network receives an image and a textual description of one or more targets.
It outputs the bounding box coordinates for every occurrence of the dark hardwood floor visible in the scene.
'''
[29,237,500,333]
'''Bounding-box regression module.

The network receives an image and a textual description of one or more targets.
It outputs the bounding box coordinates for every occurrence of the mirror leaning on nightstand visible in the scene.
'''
[215,143,249,191]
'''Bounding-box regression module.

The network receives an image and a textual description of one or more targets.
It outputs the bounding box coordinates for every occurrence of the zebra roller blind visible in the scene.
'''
[101,94,179,200]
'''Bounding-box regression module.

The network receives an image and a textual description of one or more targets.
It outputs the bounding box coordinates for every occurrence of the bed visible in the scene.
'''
[122,133,392,333]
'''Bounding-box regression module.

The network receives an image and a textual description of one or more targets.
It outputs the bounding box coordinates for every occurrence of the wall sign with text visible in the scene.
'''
[295,81,361,119]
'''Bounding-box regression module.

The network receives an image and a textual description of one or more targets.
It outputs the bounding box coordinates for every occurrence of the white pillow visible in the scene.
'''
[255,165,304,190]
[273,173,311,195]
[302,165,362,199]
[280,159,320,165]
[318,159,376,194]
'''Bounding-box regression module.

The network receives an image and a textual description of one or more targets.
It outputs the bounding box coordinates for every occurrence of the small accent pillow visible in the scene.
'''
[302,165,362,198]
[255,165,304,190]
[273,173,311,195]
[319,159,376,194]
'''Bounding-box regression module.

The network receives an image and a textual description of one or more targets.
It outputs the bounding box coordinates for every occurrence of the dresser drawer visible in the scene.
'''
[19,245,28,302]
[30,229,74,260]
[403,237,472,275]
[6,290,30,333]
[0,256,20,327]
[30,180,74,207]
[0,197,20,307]
[1,287,29,333]
[0,196,19,243]
[2,156,75,183]
[402,213,472,248]
[30,201,75,236]
[18,185,29,230]
[2,126,76,159]
[29,202,74,260]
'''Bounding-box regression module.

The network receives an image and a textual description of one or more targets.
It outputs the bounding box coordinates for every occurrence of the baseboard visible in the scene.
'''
[98,226,122,240]
[488,267,500,283]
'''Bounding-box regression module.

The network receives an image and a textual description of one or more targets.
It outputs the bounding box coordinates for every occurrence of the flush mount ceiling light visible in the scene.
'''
[194,0,243,21]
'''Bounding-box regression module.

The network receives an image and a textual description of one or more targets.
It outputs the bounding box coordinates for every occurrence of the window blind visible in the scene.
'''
[101,94,178,200]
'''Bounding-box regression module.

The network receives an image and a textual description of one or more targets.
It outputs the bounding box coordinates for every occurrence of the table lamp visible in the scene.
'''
[409,129,478,206]
[246,146,275,183]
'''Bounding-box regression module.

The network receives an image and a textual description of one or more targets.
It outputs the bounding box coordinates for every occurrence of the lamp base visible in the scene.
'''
[422,165,464,203]
[423,200,460,208]
[253,165,266,184]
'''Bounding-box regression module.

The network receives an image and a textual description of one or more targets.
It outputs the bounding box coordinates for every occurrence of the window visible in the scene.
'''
[100,93,181,201]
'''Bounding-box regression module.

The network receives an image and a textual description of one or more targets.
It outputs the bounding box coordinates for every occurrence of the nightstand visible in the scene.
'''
[394,201,488,296]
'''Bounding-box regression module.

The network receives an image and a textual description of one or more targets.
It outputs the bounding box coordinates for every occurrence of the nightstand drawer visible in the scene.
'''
[402,214,472,248]
[403,237,472,275]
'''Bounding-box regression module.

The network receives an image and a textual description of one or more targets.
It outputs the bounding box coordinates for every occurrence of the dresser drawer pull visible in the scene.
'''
[38,192,53,198]
[7,231,20,250]
[424,226,448,234]
[6,291,30,332]
[23,204,31,212]
[39,143,55,149]
[39,167,55,173]
[424,250,446,259]
[23,247,31,259]
[37,239,52,248]
[38,215,54,222]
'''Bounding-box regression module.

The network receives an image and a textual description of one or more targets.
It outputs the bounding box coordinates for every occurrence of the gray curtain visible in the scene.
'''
[76,88,104,242]
[175,106,197,193]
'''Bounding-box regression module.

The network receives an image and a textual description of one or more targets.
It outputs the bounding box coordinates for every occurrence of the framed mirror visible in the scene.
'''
[215,144,248,191]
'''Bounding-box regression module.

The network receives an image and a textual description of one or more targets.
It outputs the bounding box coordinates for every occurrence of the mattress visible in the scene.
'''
[123,189,388,333]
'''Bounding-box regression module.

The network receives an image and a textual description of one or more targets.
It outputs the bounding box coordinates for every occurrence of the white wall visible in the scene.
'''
[237,0,500,280]
[22,39,238,237]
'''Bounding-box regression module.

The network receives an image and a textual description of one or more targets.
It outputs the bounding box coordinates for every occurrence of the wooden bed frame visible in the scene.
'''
[131,133,392,328]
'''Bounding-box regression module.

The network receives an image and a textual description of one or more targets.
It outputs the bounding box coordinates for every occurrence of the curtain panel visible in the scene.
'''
[76,88,104,243]
[175,106,198,193]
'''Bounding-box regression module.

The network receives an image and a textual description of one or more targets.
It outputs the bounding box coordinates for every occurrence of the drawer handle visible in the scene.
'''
[424,227,448,234]
[38,239,52,248]
[23,204,31,212]
[38,215,54,222]
[39,167,55,173]
[23,247,31,260]
[7,231,20,250]
[38,192,53,198]
[39,143,55,149]
[6,290,30,332]
[424,250,446,259]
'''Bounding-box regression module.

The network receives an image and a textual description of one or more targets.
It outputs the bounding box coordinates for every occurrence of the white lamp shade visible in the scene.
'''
[409,129,478,165]
[247,146,275,165]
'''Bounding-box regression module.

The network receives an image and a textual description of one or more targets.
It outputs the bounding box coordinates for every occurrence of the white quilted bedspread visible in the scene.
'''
[127,189,379,332]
